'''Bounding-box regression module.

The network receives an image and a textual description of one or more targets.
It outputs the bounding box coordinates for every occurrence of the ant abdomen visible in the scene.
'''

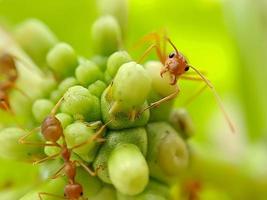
[41,116,63,142]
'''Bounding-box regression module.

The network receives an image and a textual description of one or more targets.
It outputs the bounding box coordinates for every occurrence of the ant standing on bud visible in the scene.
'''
[137,32,235,133]
[0,52,29,113]
[19,97,109,200]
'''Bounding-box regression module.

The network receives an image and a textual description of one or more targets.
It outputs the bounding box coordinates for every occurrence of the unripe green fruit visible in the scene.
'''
[15,19,58,67]
[75,60,104,87]
[146,122,189,183]
[64,122,102,162]
[106,51,132,78]
[0,128,43,161]
[93,127,147,183]
[101,88,150,130]
[88,80,107,98]
[32,99,54,123]
[145,61,178,96]
[104,71,113,84]
[47,43,78,78]
[108,143,149,195]
[91,15,122,56]
[61,86,101,121]
[112,62,151,110]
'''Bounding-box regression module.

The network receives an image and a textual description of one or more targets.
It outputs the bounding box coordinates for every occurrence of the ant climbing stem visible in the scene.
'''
[136,32,235,133]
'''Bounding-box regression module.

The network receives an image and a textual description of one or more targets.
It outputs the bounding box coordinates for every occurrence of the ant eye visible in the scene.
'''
[169,52,175,58]
[185,66,189,71]
[80,192,83,196]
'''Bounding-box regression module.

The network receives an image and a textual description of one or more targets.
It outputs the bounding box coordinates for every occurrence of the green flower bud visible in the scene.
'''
[61,86,101,121]
[93,127,147,183]
[14,19,58,67]
[148,90,174,122]
[91,185,117,200]
[50,77,78,103]
[64,122,102,162]
[97,0,128,36]
[145,61,178,96]
[169,108,194,139]
[112,62,151,110]
[49,90,62,103]
[32,99,54,123]
[0,128,43,161]
[146,122,189,183]
[88,80,107,98]
[91,55,108,71]
[58,77,79,93]
[91,15,122,56]
[55,113,73,128]
[108,143,149,195]
[106,51,131,78]
[20,178,65,200]
[104,71,113,84]
[117,179,170,200]
[75,60,104,87]
[75,167,103,197]
[101,88,150,130]
[47,43,78,79]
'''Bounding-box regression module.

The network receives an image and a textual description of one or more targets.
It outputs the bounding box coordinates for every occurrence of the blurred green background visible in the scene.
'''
[0,0,267,199]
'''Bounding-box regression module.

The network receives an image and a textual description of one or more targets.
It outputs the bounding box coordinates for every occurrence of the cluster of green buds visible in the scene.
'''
[0,13,195,200]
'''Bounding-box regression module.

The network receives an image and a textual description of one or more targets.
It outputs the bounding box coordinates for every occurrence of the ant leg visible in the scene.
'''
[137,43,164,64]
[33,152,61,165]
[188,65,235,133]
[0,99,12,113]
[70,122,110,150]
[134,32,165,64]
[51,96,64,115]
[183,85,208,106]
[74,160,97,176]
[19,127,61,147]
[140,88,180,115]
[50,164,66,179]
[180,75,203,81]
[38,192,66,200]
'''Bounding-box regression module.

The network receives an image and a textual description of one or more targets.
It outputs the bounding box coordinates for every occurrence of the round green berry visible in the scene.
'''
[32,99,54,123]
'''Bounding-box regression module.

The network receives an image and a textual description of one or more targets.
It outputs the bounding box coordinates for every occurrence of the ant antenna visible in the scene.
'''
[166,37,179,55]
[188,65,235,133]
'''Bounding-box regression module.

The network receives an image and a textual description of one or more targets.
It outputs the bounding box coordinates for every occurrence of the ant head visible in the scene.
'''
[41,116,63,142]
[165,51,189,76]
[64,183,83,199]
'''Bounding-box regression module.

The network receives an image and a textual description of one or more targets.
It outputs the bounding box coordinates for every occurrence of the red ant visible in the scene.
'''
[19,97,108,200]
[0,52,29,113]
[137,32,235,133]
[182,179,202,200]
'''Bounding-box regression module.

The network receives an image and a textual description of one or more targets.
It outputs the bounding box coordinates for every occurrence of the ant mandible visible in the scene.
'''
[137,32,235,133]
[19,97,108,200]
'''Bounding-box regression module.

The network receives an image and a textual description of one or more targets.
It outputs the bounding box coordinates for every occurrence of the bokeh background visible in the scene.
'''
[0,0,267,199]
